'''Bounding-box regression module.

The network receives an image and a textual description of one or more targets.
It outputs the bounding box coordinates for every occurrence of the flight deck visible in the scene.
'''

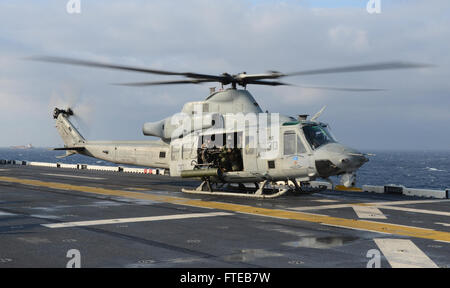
[0,164,449,268]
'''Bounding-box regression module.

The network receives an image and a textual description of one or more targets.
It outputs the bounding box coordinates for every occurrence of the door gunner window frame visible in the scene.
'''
[283,131,296,155]
[284,130,308,155]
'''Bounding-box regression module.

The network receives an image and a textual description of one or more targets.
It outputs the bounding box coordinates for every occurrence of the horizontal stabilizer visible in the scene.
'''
[56,151,77,159]
[53,147,85,151]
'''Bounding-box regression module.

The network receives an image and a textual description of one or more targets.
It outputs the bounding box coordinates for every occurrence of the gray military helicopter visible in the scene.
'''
[33,56,431,198]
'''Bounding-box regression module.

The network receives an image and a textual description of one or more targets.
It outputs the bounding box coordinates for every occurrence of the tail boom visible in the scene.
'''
[52,107,170,168]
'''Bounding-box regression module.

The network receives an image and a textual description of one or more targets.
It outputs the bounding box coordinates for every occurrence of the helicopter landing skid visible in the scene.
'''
[181,179,291,199]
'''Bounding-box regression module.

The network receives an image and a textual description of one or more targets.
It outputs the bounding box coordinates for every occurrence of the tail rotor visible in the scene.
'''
[49,87,94,135]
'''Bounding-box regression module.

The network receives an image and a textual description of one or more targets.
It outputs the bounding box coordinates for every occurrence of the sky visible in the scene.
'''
[0,0,449,150]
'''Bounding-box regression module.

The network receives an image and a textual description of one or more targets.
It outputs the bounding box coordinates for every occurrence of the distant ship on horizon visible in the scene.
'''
[10,143,34,150]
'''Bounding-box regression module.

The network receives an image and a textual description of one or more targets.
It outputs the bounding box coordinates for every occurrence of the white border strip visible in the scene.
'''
[42,173,105,180]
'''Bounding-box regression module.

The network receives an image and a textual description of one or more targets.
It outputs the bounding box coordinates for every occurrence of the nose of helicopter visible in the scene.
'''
[313,143,368,178]
[336,149,368,171]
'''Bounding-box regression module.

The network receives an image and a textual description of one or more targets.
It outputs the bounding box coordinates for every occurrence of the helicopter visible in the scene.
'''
[33,56,431,198]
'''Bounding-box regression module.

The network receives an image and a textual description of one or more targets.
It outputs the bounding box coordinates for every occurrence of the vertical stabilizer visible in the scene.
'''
[53,108,85,147]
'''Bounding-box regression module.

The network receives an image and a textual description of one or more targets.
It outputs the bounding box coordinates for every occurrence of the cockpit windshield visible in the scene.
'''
[302,124,336,149]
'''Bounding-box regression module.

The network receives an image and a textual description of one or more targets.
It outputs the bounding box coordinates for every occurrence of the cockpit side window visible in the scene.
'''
[297,135,306,153]
[302,125,336,149]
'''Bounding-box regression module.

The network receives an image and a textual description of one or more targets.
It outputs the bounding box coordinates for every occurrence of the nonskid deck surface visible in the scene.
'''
[0,165,449,268]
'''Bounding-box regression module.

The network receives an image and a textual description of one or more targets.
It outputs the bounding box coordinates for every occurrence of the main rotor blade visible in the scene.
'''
[237,73,282,81]
[28,56,226,81]
[245,80,290,86]
[28,56,434,89]
[296,85,386,92]
[285,61,434,77]
[114,79,218,86]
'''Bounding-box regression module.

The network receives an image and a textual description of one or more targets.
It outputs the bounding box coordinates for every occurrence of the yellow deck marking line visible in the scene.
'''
[291,199,450,211]
[360,199,450,206]
[375,205,450,217]
[291,204,353,211]
[125,187,151,191]
[1,176,450,242]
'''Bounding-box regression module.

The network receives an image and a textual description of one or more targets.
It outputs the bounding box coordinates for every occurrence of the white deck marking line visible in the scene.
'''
[42,212,233,228]
[290,199,450,216]
[376,205,450,217]
[0,211,15,216]
[42,173,105,180]
[374,239,439,268]
[321,223,391,235]
[312,199,339,203]
[435,222,450,227]
[352,206,387,219]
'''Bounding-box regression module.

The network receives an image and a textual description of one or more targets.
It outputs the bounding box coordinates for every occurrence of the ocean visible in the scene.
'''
[0,148,449,190]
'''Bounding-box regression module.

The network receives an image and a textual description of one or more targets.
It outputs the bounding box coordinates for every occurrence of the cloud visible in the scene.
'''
[328,25,369,52]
